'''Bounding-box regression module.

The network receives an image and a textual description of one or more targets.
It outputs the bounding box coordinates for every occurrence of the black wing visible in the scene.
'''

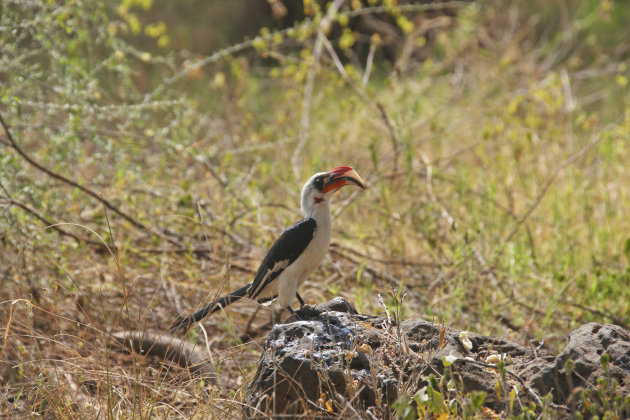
[248,218,317,299]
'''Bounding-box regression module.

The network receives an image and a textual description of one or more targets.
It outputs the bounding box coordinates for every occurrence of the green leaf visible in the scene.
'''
[470,390,487,410]
[428,387,449,414]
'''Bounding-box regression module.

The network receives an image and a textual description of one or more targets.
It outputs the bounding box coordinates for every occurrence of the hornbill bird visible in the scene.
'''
[170,166,366,333]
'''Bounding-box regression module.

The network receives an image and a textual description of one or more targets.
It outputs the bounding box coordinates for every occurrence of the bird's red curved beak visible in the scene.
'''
[322,166,367,193]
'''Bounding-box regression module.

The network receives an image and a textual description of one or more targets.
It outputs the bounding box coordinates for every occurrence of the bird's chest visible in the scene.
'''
[292,223,331,279]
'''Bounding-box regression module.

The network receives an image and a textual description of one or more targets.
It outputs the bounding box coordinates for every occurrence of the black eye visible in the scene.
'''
[313,175,325,191]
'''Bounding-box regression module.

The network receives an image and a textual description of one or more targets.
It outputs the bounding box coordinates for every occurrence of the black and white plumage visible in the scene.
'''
[247,218,316,300]
[170,166,366,333]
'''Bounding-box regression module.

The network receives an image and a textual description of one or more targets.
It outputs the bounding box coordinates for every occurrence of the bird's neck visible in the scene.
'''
[304,201,332,227]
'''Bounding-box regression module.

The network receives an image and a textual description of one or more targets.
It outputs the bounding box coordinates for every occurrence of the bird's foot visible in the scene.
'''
[285,305,305,321]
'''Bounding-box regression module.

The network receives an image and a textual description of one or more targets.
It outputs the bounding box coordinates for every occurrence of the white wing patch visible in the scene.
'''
[250,258,289,298]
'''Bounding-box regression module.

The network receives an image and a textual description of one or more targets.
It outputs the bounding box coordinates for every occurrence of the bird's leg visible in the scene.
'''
[295,292,306,307]
[286,305,305,321]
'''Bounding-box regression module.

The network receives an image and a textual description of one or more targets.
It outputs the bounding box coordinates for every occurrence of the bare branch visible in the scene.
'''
[0,112,183,247]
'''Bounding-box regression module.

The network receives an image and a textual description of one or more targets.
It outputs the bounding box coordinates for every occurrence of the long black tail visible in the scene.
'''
[170,283,251,334]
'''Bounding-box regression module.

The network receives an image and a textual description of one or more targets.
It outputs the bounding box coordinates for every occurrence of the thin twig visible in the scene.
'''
[321,35,402,168]
[292,0,345,178]
[502,132,604,244]
[343,1,470,19]
[377,293,392,326]
[564,301,629,330]
[329,242,440,268]
[0,197,101,246]
[459,358,544,409]
[362,42,376,91]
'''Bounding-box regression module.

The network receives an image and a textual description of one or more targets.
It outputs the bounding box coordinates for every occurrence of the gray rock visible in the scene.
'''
[400,319,541,410]
[245,298,630,417]
[245,305,391,415]
[529,322,630,404]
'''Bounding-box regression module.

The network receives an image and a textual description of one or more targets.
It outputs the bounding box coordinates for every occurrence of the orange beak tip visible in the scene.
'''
[322,166,366,192]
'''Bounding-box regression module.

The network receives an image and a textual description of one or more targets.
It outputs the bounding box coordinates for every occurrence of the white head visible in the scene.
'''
[300,166,366,217]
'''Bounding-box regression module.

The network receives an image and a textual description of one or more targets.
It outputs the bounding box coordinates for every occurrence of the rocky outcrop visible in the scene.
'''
[529,323,630,405]
[245,298,630,417]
